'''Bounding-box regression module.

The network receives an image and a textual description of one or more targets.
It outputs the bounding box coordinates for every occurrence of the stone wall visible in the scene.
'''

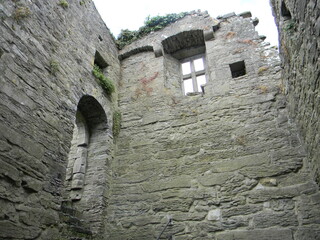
[269,1,320,238]
[107,12,320,240]
[271,0,320,184]
[0,1,320,239]
[0,0,119,238]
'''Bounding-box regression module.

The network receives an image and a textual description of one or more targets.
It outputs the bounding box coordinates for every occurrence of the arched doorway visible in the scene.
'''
[63,95,111,235]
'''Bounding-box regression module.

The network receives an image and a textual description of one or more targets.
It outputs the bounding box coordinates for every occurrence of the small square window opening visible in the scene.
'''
[229,61,246,78]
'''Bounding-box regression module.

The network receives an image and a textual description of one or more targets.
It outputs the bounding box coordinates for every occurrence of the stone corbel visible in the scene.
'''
[203,29,214,41]
[154,44,163,58]
[203,22,220,41]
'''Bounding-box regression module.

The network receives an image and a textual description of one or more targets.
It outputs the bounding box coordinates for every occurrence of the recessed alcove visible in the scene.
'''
[94,50,108,69]
[64,95,111,234]
[281,1,292,20]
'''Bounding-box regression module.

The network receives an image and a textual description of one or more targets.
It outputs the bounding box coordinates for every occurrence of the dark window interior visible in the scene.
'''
[281,1,292,20]
[229,61,246,78]
[94,51,108,69]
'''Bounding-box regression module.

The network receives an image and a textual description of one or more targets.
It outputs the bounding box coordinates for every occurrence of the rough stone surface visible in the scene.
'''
[0,1,319,240]
[271,0,320,184]
[216,229,294,240]
[0,0,119,238]
[107,9,320,240]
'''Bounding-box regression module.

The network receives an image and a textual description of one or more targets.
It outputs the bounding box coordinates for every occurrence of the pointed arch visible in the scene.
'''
[64,95,111,235]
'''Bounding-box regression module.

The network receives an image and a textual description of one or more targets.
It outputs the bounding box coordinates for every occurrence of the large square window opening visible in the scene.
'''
[181,56,207,95]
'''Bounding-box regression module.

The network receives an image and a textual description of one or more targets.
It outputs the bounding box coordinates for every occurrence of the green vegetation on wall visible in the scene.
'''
[92,64,115,95]
[13,6,31,21]
[283,19,296,34]
[112,110,121,137]
[116,12,188,49]
[58,0,69,8]
[49,60,59,74]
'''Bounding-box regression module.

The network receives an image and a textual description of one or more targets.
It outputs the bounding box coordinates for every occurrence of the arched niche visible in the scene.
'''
[64,95,111,234]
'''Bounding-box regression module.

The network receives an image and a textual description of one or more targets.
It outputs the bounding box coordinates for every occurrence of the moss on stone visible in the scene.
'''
[58,0,69,9]
[113,110,121,137]
[13,6,31,21]
[283,19,296,34]
[258,66,269,75]
[49,60,59,74]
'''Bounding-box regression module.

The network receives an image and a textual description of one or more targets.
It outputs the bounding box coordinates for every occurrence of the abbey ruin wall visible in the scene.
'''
[271,0,320,185]
[0,0,119,238]
[0,0,319,239]
[107,10,320,240]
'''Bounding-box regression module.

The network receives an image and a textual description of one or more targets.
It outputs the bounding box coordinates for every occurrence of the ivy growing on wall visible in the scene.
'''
[92,64,115,95]
[116,12,188,49]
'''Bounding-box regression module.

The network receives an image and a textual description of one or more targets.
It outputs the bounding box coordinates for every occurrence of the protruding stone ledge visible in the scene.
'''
[203,28,214,41]
[253,17,259,26]
[118,45,154,61]
[259,35,267,41]
[239,11,252,18]
[217,12,236,20]
[153,44,163,58]
[212,22,221,32]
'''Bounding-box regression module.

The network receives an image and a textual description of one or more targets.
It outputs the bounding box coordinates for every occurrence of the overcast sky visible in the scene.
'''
[93,0,279,46]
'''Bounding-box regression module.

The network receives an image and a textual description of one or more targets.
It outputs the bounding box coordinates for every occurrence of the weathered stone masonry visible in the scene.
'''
[272,0,320,186]
[0,0,120,238]
[0,0,319,239]
[108,9,320,240]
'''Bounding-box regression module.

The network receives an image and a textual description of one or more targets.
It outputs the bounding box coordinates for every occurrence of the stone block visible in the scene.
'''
[1,82,36,110]
[153,44,163,58]
[173,212,207,221]
[216,229,293,240]
[247,181,318,203]
[252,209,298,228]
[253,17,260,26]
[259,177,277,186]
[239,11,252,18]
[204,29,214,41]
[73,156,86,173]
[0,220,41,239]
[212,152,268,173]
[222,204,263,218]
[38,227,60,240]
[0,160,21,185]
[21,175,42,192]
[0,122,44,159]
[217,12,236,20]
[142,175,192,192]
[0,178,22,203]
[70,191,82,201]
[296,193,320,225]
[198,172,234,187]
[152,198,193,212]
[207,209,221,221]
[294,227,320,240]
[71,173,84,189]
